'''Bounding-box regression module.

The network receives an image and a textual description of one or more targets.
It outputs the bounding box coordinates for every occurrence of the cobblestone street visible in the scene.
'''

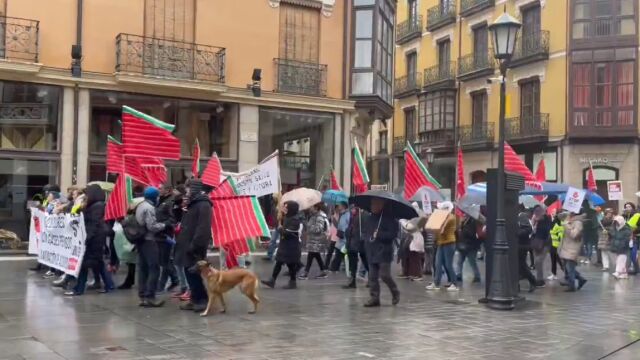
[0,256,638,360]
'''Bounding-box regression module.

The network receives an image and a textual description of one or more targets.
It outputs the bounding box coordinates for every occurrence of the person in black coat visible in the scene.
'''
[343,207,369,289]
[517,212,537,292]
[262,201,303,290]
[178,179,213,313]
[66,184,115,296]
[155,184,179,292]
[363,198,400,307]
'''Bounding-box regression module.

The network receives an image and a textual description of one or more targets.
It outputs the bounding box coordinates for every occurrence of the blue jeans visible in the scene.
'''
[456,249,481,281]
[174,264,188,291]
[630,243,639,273]
[434,243,456,286]
[266,230,279,259]
[565,259,585,290]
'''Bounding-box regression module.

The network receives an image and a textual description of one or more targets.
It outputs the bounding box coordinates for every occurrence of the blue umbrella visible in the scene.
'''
[322,189,348,205]
[557,192,606,207]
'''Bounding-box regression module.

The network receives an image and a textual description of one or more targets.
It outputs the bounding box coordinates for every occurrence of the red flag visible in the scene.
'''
[455,145,466,216]
[223,244,239,269]
[504,142,536,182]
[105,175,130,220]
[352,140,369,194]
[121,106,180,160]
[535,156,546,182]
[201,152,222,188]
[191,139,201,178]
[587,161,597,192]
[106,136,124,174]
[123,156,151,185]
[403,142,441,200]
[547,200,562,216]
[211,196,270,248]
[210,177,237,198]
[330,169,342,191]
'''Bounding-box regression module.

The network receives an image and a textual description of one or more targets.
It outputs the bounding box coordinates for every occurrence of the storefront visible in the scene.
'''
[87,90,239,185]
[0,81,62,244]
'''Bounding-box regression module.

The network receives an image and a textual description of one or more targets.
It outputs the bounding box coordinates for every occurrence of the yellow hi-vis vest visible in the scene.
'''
[550,222,564,248]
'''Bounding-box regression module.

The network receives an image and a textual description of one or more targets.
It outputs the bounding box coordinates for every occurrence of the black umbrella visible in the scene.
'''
[350,190,419,219]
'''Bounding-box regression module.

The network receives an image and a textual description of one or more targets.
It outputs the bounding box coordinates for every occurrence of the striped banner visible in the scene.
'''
[121,106,180,160]
[211,196,270,248]
[403,142,441,200]
[104,174,132,220]
[106,136,124,174]
[201,152,222,188]
[352,139,369,194]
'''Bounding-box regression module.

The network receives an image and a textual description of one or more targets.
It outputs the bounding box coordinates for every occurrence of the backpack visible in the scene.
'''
[122,212,146,244]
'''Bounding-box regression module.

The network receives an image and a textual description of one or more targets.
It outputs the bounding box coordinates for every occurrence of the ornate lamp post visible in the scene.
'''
[425,147,435,164]
[486,9,521,310]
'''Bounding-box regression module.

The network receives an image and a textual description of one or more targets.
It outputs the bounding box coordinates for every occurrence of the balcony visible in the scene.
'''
[458,122,494,150]
[274,58,327,97]
[509,30,549,68]
[505,113,549,144]
[417,129,455,151]
[426,1,457,32]
[0,16,39,63]
[457,51,495,81]
[397,16,423,45]
[460,0,494,17]
[394,72,422,98]
[423,61,456,91]
[392,136,417,154]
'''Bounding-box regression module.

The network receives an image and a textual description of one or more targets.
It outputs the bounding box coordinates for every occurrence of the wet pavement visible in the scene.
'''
[0,255,639,360]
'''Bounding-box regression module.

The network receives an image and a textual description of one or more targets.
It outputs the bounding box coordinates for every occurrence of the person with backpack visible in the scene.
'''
[135,186,168,307]
[517,211,537,292]
[298,202,329,280]
[178,179,213,313]
[456,214,483,284]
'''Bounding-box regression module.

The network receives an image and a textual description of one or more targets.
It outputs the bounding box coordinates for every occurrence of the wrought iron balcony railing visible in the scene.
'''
[510,30,550,67]
[427,1,457,32]
[423,61,456,88]
[115,33,225,83]
[457,51,495,80]
[274,58,327,97]
[397,16,423,44]
[392,136,417,154]
[458,122,494,148]
[394,72,422,98]
[417,128,455,148]
[0,16,39,63]
[460,0,495,17]
[505,113,549,142]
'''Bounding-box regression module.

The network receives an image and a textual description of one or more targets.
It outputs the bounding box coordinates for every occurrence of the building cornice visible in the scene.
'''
[0,66,354,114]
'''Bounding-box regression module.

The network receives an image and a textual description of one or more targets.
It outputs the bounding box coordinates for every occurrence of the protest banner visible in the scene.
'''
[562,187,586,214]
[29,208,86,277]
[607,181,623,201]
[421,192,432,214]
[223,151,281,197]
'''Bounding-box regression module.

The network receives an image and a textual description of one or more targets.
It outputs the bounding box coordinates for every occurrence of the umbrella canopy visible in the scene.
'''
[409,186,445,203]
[350,190,418,220]
[280,187,322,210]
[457,182,542,209]
[520,182,569,195]
[322,189,349,206]
[457,202,481,220]
[87,181,115,193]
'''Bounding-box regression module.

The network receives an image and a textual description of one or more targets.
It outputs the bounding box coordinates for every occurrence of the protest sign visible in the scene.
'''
[562,187,586,214]
[607,181,623,201]
[29,208,86,276]
[421,192,432,214]
[223,151,281,197]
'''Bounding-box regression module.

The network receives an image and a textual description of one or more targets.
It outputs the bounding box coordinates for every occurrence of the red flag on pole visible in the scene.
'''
[191,139,201,178]
[352,139,369,194]
[201,152,222,188]
[211,196,270,248]
[587,161,597,192]
[504,142,536,182]
[106,136,124,174]
[330,169,342,191]
[105,175,131,220]
[455,144,466,216]
[403,142,441,200]
[535,156,546,182]
[121,106,180,160]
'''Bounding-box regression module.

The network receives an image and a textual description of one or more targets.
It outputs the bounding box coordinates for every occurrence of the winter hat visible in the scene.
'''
[144,186,160,202]
[614,215,626,230]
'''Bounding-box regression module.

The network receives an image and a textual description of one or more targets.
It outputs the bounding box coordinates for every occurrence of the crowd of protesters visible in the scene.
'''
[30,181,640,310]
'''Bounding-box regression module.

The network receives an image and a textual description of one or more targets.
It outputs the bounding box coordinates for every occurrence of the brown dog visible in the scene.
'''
[195,260,260,317]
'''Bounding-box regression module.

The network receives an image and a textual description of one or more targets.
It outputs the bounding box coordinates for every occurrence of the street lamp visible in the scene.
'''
[425,147,435,164]
[486,9,521,311]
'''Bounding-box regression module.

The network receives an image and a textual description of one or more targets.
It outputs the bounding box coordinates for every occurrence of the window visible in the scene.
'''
[354,9,373,68]
[438,39,451,66]
[406,51,417,86]
[473,25,488,57]
[0,82,60,151]
[404,107,416,142]
[522,5,541,39]
[279,4,320,62]
[520,79,540,120]
[471,91,487,126]
[418,90,456,132]
[378,130,388,153]
[145,0,195,42]
[571,59,636,127]
[572,0,636,39]
[375,0,394,104]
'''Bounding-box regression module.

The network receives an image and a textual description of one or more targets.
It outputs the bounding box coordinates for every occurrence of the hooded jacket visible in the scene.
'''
[83,184,107,267]
[559,215,585,261]
[276,201,303,264]
[175,180,212,267]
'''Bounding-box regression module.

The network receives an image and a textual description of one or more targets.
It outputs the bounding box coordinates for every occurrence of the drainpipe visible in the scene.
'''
[71,0,83,184]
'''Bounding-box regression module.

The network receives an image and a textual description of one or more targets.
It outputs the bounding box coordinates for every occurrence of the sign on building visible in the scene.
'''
[607,181,623,201]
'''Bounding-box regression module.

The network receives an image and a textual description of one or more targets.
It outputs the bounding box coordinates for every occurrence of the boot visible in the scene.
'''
[363,298,380,307]
[342,277,356,289]
[391,291,400,306]
[261,279,276,289]
[143,298,165,308]
[282,279,297,289]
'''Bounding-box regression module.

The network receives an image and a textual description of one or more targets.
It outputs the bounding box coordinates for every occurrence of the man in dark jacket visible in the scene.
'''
[363,198,400,307]
[135,186,167,307]
[343,207,369,289]
[178,179,213,312]
[155,184,179,292]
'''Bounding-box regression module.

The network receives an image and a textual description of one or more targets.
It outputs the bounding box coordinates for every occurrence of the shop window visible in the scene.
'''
[0,82,60,151]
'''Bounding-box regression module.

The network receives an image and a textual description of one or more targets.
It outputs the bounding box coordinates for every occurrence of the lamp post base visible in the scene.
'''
[486,221,515,311]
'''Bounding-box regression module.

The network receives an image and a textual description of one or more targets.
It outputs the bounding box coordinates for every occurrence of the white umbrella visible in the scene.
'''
[280,187,322,210]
